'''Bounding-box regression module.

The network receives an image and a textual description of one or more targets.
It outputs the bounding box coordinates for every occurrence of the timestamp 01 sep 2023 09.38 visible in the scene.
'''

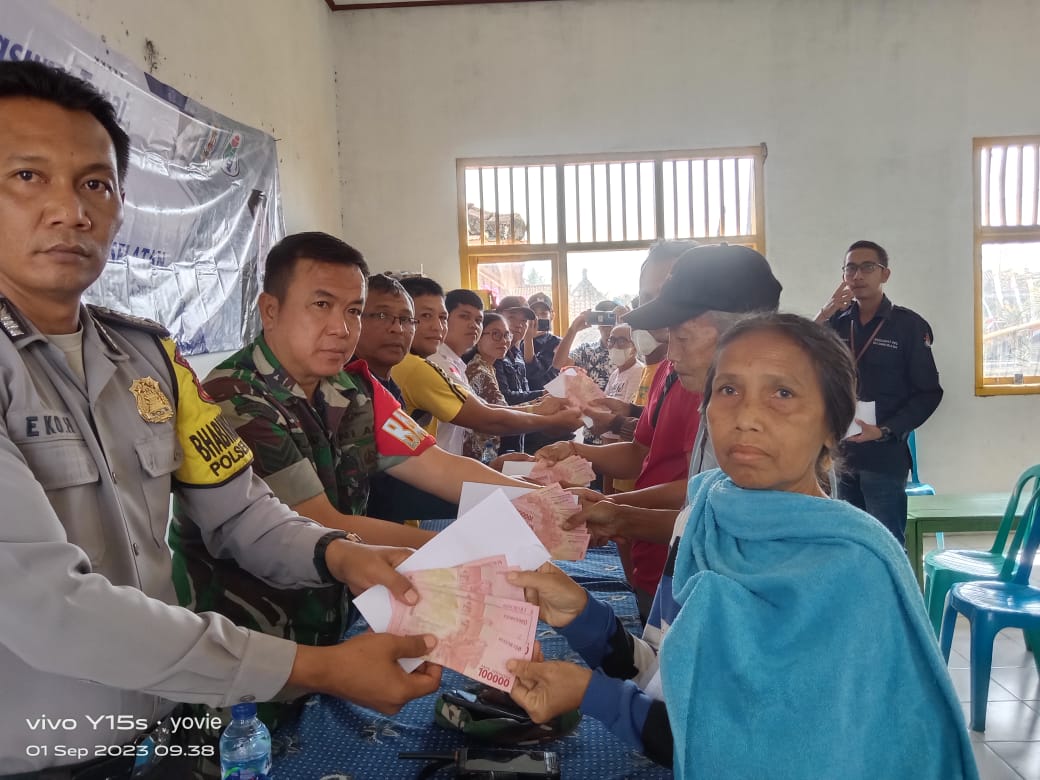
[22,712,217,762]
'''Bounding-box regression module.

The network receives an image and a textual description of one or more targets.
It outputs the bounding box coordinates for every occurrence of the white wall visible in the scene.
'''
[49,0,345,376]
[331,0,1040,492]
[50,0,343,237]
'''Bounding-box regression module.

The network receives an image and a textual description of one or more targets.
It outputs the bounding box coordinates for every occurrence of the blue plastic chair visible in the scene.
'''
[905,431,935,497]
[939,490,1040,731]
[923,464,1040,634]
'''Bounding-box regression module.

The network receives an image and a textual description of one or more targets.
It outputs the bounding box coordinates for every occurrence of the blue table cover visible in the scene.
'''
[270,541,672,779]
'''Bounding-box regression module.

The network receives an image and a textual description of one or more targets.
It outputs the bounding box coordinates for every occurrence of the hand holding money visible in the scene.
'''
[386,556,539,692]
[560,368,607,408]
[506,562,588,628]
[511,486,591,561]
[529,454,596,488]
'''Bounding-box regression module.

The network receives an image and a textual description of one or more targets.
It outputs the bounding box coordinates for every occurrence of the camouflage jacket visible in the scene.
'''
[170,335,433,649]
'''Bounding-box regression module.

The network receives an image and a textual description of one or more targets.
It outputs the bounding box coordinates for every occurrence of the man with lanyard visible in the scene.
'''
[0,62,441,777]
[815,239,943,545]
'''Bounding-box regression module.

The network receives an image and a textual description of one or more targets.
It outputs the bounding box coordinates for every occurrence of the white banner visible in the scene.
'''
[0,0,284,354]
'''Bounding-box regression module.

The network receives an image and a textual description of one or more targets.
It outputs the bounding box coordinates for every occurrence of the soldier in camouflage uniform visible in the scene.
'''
[169,233,531,742]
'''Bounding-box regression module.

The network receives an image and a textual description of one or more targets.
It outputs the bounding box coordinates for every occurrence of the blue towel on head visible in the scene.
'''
[660,470,977,780]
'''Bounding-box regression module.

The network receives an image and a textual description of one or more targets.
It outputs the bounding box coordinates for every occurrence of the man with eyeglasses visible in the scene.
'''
[354,272,419,405]
[388,278,583,458]
[815,239,943,545]
[170,235,532,736]
[602,323,644,412]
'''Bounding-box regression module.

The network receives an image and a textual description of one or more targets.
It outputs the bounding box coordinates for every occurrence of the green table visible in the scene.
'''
[906,492,1009,588]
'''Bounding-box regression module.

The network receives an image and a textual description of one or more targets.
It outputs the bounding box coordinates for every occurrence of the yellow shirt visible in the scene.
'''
[634,360,663,408]
[390,352,469,438]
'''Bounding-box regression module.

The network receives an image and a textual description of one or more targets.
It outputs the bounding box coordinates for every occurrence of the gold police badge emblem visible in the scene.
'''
[129,377,174,423]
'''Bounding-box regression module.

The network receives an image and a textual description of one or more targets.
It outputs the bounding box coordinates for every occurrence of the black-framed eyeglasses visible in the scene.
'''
[363,312,418,329]
[483,330,513,342]
[607,337,633,347]
[842,261,883,277]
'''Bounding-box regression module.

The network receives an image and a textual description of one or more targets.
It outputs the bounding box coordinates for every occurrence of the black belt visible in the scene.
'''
[3,705,190,780]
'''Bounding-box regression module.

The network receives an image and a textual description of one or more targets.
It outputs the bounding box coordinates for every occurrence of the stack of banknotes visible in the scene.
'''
[529,454,596,488]
[388,555,538,691]
[511,485,590,561]
[559,368,607,407]
[545,365,606,407]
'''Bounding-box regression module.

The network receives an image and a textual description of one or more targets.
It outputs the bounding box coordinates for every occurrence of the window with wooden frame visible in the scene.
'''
[974,136,1040,395]
[456,146,766,342]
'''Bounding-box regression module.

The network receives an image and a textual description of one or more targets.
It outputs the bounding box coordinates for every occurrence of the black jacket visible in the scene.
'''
[826,296,943,474]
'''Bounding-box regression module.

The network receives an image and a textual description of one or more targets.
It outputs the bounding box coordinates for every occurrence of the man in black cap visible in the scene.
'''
[537,245,782,611]
[508,244,782,767]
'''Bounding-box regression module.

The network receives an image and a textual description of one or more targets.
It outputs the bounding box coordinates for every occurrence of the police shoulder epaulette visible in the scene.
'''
[0,298,30,339]
[87,305,170,337]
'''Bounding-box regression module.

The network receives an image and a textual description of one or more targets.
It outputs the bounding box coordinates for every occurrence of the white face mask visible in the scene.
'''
[608,347,635,368]
[631,329,662,358]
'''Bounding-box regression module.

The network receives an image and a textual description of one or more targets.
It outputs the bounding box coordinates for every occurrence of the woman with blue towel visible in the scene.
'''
[509,313,977,779]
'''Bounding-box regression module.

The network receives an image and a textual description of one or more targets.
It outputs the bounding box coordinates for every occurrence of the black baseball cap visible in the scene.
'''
[624,244,782,331]
[496,295,536,320]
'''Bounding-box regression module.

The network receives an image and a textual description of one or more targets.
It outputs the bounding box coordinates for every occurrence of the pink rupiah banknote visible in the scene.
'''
[386,561,539,691]
[562,369,607,407]
[545,366,606,408]
[406,556,525,601]
[511,486,591,561]
[529,454,597,488]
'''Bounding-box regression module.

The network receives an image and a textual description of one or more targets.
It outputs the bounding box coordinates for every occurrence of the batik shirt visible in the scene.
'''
[464,353,506,460]
[568,340,612,390]
[170,335,434,650]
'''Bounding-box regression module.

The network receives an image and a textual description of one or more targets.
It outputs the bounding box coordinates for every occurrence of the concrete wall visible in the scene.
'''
[51,0,343,237]
[330,0,1040,492]
[48,0,345,378]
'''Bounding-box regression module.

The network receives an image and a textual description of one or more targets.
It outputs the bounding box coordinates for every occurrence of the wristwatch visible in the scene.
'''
[878,425,893,441]
[313,530,363,584]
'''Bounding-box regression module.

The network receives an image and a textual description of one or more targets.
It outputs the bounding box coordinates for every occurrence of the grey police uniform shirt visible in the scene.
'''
[0,299,332,770]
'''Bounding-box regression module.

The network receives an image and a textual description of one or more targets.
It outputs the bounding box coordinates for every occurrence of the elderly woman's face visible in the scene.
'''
[706,330,831,498]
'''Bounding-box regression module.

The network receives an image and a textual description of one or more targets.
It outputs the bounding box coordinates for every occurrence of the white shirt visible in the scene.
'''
[605,359,644,404]
[427,343,472,455]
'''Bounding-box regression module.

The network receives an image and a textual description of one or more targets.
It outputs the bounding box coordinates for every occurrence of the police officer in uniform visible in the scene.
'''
[816,240,943,545]
[0,62,441,778]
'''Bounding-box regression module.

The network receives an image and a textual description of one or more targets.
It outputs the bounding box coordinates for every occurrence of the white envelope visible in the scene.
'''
[501,460,535,477]
[457,480,536,516]
[353,489,551,671]
[844,400,876,439]
[543,367,578,398]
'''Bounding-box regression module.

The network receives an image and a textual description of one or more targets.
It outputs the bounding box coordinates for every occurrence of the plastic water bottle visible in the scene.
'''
[219,702,271,779]
[481,440,496,465]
